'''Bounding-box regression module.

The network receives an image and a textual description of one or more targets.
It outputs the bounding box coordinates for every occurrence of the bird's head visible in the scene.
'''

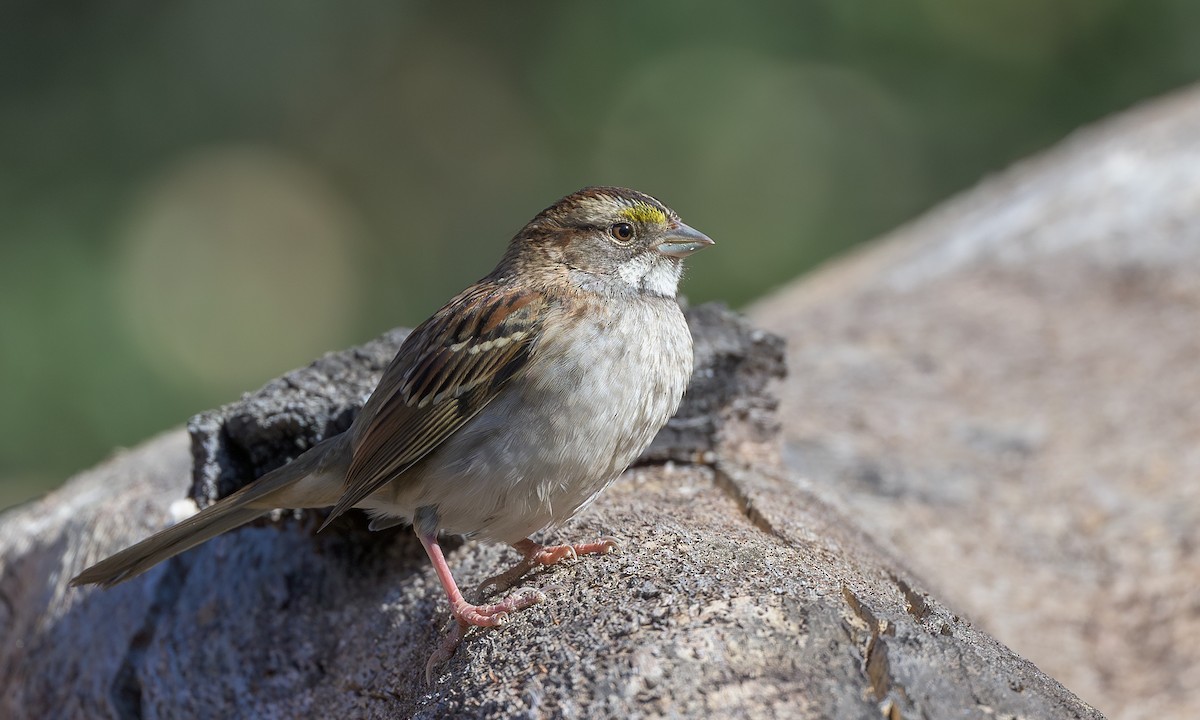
[504,186,714,298]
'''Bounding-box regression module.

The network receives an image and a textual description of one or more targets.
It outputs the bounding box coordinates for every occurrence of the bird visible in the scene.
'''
[71,185,713,668]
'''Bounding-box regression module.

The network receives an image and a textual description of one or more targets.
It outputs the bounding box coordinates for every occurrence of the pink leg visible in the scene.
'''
[420,531,548,682]
[479,536,620,594]
[419,532,546,626]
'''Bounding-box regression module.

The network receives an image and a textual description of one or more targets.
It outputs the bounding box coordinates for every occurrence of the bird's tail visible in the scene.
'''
[70,434,348,588]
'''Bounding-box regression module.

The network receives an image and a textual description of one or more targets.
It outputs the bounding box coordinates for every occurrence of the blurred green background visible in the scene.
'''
[3,0,1199,510]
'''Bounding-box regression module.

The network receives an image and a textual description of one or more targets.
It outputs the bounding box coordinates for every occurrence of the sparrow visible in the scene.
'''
[71,186,713,669]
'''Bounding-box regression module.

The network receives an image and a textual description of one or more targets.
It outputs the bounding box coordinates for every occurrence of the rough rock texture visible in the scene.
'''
[751,85,1200,720]
[187,327,410,508]
[0,305,1097,719]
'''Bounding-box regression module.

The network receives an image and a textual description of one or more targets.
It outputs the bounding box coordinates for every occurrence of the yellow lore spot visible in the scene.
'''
[619,204,668,225]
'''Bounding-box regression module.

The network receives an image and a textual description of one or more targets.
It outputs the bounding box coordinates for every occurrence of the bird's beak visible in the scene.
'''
[656,223,715,258]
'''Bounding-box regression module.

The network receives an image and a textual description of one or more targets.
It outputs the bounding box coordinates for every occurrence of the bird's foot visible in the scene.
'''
[479,536,620,594]
[451,587,547,626]
[425,587,546,682]
[426,621,468,682]
[526,536,621,567]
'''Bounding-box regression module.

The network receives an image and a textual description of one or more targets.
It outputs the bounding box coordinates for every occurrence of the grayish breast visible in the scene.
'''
[370,294,693,544]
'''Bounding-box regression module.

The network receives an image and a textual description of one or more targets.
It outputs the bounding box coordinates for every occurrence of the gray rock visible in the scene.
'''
[0,304,1097,718]
[752,84,1200,720]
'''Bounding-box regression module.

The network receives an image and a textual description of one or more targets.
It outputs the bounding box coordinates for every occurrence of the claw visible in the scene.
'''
[596,536,621,555]
[425,620,468,684]
[512,587,547,605]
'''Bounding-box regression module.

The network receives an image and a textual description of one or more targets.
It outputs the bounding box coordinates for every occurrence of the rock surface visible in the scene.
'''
[751,84,1200,720]
[0,305,1098,719]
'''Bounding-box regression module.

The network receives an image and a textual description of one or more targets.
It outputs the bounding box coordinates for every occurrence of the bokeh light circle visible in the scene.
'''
[594,49,924,303]
[117,146,363,394]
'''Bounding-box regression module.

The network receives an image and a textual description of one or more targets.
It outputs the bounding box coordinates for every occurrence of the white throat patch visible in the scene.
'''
[617,253,682,297]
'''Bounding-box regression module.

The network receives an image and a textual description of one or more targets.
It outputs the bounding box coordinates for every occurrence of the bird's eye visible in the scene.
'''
[610,222,634,243]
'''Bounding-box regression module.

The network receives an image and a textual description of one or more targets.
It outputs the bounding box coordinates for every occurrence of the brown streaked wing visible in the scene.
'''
[319,283,545,529]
